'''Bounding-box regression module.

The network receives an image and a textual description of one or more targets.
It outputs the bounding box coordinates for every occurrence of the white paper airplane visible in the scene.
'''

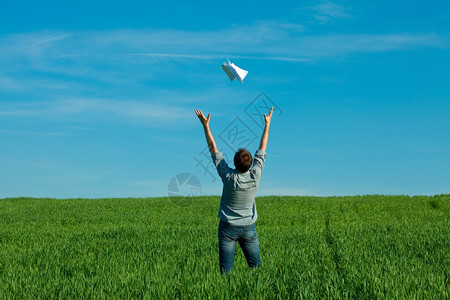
[221,59,248,83]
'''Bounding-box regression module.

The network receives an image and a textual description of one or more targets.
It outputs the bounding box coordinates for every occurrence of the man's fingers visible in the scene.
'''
[195,109,210,124]
[195,109,205,123]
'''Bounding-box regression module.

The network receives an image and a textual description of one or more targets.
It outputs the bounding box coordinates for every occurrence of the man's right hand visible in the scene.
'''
[258,107,273,151]
[264,107,273,126]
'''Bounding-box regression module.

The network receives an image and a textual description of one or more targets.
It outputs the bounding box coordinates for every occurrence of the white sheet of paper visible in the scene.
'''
[222,60,248,83]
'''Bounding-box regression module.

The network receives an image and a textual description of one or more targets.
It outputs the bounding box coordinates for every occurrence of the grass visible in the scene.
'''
[0,195,448,299]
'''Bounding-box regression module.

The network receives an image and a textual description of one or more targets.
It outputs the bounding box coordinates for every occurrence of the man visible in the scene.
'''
[195,107,273,274]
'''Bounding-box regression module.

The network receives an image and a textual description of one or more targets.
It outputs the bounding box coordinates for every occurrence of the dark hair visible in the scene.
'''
[234,148,253,173]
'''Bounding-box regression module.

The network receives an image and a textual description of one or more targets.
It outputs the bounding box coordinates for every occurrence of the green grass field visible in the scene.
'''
[0,195,448,299]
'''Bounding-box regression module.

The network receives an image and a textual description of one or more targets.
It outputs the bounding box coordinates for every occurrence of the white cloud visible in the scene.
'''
[0,21,444,67]
[285,33,444,57]
[0,24,445,98]
[0,76,19,89]
[78,29,445,58]
[126,53,310,62]
[0,98,194,127]
[16,33,72,54]
[313,1,351,22]
[0,129,70,136]
[0,28,442,95]
[299,1,352,24]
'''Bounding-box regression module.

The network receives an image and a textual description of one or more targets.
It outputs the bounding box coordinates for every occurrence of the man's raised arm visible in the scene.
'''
[195,109,218,155]
[259,107,273,151]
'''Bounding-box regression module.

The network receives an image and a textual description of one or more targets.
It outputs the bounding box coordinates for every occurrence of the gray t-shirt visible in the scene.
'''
[211,150,267,226]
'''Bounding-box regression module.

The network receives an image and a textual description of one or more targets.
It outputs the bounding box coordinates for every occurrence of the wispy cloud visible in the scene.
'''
[0,25,444,96]
[314,1,352,23]
[1,21,444,66]
[300,1,352,24]
[0,129,70,136]
[1,28,442,89]
[0,98,195,127]
[15,33,72,54]
[0,75,20,89]
[286,32,444,57]
[125,53,310,62]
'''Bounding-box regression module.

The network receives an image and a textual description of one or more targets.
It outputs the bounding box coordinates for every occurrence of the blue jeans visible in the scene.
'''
[218,220,262,274]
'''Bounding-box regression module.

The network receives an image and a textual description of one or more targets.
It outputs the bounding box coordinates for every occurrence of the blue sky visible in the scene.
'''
[1,1,449,198]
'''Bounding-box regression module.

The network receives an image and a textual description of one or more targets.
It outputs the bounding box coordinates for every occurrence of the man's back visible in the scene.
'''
[212,150,267,226]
